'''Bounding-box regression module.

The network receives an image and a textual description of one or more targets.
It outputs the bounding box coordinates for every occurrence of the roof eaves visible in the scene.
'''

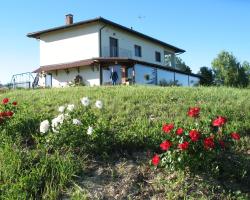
[26,17,185,53]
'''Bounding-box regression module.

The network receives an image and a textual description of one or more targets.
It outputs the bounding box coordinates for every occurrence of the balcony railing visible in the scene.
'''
[102,46,132,58]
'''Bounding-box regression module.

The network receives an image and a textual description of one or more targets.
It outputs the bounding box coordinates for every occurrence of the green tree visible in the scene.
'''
[212,51,249,87]
[198,66,214,86]
[242,61,250,85]
[175,57,192,73]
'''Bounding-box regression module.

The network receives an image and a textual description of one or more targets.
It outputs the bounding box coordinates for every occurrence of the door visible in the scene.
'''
[45,73,52,87]
[110,37,118,57]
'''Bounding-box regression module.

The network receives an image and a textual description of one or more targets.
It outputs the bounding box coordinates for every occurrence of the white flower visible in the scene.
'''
[56,114,65,123]
[58,106,65,113]
[51,118,60,133]
[40,120,50,134]
[95,100,103,109]
[87,126,93,135]
[67,104,75,112]
[51,114,64,133]
[81,97,90,106]
[73,119,82,125]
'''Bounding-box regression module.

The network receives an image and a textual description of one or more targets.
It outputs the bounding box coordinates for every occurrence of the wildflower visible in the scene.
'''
[189,129,200,142]
[231,132,240,140]
[87,126,93,135]
[67,104,75,112]
[2,98,9,104]
[40,120,50,134]
[81,97,90,106]
[95,100,103,109]
[152,154,160,166]
[176,128,184,135]
[178,141,189,150]
[187,107,200,117]
[212,116,227,127]
[160,140,172,151]
[12,101,17,106]
[58,106,65,113]
[162,123,174,133]
[73,119,82,125]
[203,137,215,149]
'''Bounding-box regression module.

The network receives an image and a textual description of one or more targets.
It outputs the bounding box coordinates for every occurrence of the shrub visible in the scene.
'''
[151,107,241,171]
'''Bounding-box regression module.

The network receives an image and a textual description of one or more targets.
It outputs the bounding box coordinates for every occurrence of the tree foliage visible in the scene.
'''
[175,57,192,73]
[212,51,249,87]
[198,66,214,86]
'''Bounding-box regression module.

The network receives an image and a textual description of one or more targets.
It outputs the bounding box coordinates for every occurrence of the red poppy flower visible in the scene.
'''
[2,98,9,104]
[176,128,184,135]
[162,123,174,133]
[178,141,189,150]
[152,154,160,166]
[12,101,17,106]
[160,140,172,151]
[231,132,240,140]
[187,107,200,117]
[219,140,225,149]
[189,129,200,142]
[212,116,227,127]
[203,137,215,149]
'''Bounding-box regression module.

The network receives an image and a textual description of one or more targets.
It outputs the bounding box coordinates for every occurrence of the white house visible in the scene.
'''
[27,14,200,87]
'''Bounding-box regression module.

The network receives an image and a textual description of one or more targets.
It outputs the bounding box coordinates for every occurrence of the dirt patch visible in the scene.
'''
[76,152,163,200]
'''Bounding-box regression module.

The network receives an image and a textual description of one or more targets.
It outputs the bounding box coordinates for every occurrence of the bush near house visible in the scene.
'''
[0,86,249,199]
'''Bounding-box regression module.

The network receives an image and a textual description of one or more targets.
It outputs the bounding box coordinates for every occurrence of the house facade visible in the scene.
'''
[28,15,200,87]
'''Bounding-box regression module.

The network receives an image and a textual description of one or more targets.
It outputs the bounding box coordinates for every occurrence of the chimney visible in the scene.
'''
[65,14,73,25]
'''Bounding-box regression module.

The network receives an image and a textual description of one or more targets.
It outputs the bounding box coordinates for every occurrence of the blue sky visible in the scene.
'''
[0,0,249,84]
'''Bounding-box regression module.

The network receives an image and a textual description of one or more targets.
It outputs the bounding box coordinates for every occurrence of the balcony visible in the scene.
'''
[102,46,132,58]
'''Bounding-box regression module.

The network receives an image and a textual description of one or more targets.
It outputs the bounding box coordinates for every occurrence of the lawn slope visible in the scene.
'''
[0,86,249,199]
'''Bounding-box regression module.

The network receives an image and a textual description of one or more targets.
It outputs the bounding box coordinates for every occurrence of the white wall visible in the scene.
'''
[39,23,100,66]
[101,26,176,65]
[134,64,157,85]
[37,66,100,87]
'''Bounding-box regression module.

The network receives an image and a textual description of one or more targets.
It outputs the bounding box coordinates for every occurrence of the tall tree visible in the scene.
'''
[212,51,249,87]
[198,66,214,86]
[175,57,192,73]
[242,61,250,84]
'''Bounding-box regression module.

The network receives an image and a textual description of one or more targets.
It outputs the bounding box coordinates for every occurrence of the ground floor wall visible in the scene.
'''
[38,66,100,87]
[134,64,200,86]
[37,64,199,88]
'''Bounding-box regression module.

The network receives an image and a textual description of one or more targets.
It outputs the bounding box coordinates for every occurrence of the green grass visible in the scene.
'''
[0,86,249,199]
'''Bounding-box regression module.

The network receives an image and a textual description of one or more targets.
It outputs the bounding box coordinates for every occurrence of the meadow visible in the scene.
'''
[0,86,249,199]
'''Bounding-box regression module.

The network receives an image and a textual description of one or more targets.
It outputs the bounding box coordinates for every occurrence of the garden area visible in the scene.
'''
[0,86,249,199]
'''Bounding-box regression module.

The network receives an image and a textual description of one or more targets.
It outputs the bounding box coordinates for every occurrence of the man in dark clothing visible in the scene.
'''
[110,70,118,85]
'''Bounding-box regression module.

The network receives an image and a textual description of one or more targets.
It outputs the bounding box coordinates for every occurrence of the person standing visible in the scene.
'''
[110,68,118,85]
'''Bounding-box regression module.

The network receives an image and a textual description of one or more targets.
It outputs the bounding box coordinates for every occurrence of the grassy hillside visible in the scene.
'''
[0,86,249,199]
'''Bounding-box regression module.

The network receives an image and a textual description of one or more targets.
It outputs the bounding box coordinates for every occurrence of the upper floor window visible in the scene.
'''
[134,45,142,57]
[155,51,161,62]
[110,37,118,57]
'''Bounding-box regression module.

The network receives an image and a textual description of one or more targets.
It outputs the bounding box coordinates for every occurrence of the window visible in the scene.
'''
[134,45,142,57]
[155,51,161,62]
[110,37,118,57]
